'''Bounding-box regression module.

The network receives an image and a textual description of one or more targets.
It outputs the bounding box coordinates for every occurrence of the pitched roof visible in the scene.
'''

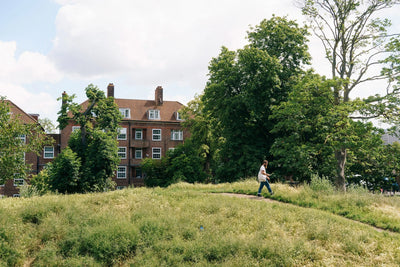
[2,99,39,124]
[76,98,184,122]
[115,98,183,122]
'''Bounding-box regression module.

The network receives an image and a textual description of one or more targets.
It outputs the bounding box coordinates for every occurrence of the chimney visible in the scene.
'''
[107,83,114,98]
[29,114,39,121]
[155,86,163,106]
[62,91,67,106]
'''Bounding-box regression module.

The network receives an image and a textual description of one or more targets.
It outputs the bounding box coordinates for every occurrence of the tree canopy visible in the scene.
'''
[0,98,53,184]
[300,0,400,190]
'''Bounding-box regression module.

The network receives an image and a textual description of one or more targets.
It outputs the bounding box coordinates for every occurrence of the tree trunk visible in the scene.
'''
[335,147,347,191]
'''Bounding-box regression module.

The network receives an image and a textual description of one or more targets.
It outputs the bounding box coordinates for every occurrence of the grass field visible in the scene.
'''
[1,179,400,266]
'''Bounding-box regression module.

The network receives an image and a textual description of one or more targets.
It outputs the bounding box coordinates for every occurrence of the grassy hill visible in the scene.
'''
[1,179,400,266]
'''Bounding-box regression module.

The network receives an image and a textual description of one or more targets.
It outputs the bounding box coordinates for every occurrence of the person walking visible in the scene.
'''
[257,160,273,196]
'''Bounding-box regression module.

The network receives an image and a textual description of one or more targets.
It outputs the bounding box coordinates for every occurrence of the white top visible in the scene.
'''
[258,165,267,182]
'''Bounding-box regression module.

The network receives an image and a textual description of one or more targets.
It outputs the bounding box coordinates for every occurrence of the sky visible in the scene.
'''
[0,0,399,128]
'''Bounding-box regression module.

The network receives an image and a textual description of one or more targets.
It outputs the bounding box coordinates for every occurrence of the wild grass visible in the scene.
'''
[0,181,400,266]
[200,177,400,233]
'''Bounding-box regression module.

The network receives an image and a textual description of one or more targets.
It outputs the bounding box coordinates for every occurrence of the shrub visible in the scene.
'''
[309,174,334,193]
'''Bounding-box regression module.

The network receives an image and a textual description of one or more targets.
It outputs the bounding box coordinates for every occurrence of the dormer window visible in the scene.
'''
[119,108,130,119]
[176,112,182,120]
[148,109,160,120]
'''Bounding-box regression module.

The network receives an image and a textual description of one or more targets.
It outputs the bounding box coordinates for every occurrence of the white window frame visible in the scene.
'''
[72,126,81,132]
[135,148,142,159]
[135,129,143,140]
[13,178,25,187]
[176,112,182,120]
[148,109,160,120]
[119,108,131,119]
[116,186,126,190]
[117,128,127,140]
[117,166,127,179]
[152,147,162,159]
[118,147,127,159]
[44,146,55,159]
[19,134,26,143]
[152,129,161,141]
[171,130,183,141]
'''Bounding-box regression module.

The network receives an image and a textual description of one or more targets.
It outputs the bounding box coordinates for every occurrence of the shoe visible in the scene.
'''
[257,193,262,197]
[270,191,274,195]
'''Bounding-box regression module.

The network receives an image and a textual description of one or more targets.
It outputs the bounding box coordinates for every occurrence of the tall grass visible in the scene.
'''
[1,182,400,266]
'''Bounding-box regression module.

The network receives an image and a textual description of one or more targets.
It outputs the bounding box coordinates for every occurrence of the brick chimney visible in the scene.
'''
[62,91,67,106]
[29,114,39,121]
[107,83,114,98]
[155,86,163,106]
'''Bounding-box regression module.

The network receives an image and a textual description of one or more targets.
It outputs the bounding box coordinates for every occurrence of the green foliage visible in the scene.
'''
[19,184,41,198]
[80,129,119,192]
[308,174,334,193]
[167,142,208,183]
[202,16,310,181]
[141,157,172,187]
[29,168,51,196]
[300,0,400,189]
[0,98,53,184]
[55,84,121,193]
[48,147,81,194]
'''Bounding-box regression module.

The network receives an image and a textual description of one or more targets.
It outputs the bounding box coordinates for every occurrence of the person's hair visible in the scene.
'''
[263,160,268,164]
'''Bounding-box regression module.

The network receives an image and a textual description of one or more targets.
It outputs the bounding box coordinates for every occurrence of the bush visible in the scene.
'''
[309,174,334,193]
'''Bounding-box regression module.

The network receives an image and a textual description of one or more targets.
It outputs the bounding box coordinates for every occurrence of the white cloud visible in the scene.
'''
[50,0,301,90]
[0,82,59,123]
[0,40,63,84]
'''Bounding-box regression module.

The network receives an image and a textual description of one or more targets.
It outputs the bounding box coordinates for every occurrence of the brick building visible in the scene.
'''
[1,84,187,196]
[60,83,188,189]
[0,100,61,197]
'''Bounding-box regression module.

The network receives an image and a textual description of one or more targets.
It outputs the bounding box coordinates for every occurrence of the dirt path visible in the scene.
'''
[218,193,391,233]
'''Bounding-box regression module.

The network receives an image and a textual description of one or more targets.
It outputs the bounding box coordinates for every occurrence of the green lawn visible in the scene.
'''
[1,180,400,266]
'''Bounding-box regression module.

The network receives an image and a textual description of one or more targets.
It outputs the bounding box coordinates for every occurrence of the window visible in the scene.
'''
[171,130,183,141]
[136,168,142,178]
[148,109,160,120]
[152,129,161,141]
[13,194,20,197]
[72,126,81,132]
[19,134,26,143]
[119,108,130,119]
[135,129,143,140]
[13,178,24,187]
[116,186,126,190]
[135,149,142,159]
[117,166,127,179]
[176,112,182,120]
[118,147,127,159]
[117,128,127,140]
[44,146,54,159]
[152,147,161,159]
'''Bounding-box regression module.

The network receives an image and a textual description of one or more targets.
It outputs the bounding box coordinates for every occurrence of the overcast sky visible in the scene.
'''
[0,0,399,127]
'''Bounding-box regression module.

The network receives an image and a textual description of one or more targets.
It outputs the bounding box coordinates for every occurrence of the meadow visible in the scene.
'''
[1,179,400,266]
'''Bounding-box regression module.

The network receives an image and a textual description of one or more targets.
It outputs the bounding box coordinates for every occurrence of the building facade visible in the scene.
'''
[60,84,188,189]
[1,84,187,197]
[0,100,61,197]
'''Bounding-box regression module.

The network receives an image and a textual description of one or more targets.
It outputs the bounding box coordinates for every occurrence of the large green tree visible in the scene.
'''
[301,0,400,190]
[0,98,53,184]
[202,16,311,181]
[56,84,121,193]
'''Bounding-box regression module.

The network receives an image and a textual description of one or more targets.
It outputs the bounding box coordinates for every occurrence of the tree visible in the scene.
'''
[0,98,53,184]
[39,118,57,134]
[202,16,311,181]
[47,147,81,193]
[56,84,121,192]
[301,0,400,190]
[180,95,221,181]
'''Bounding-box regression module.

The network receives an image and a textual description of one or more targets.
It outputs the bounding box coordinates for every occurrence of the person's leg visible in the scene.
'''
[265,180,273,194]
[258,182,265,195]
